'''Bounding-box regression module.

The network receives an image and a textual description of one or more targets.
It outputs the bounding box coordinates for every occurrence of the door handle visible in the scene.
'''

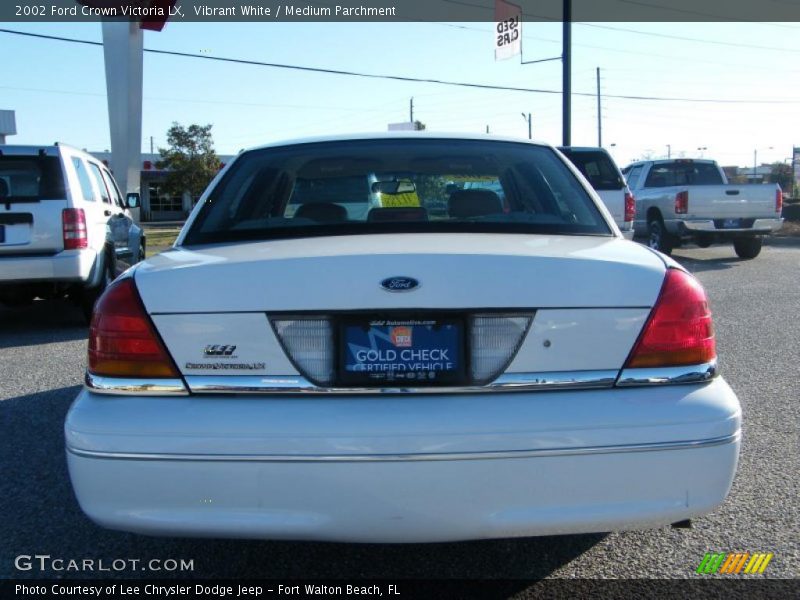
[104,209,112,216]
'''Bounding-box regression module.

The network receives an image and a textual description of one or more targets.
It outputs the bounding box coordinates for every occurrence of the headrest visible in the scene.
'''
[294,202,347,223]
[448,189,502,218]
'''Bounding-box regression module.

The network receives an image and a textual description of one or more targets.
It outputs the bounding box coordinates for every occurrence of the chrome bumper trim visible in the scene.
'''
[85,373,189,396]
[616,361,717,387]
[66,431,740,463]
[183,370,619,395]
[678,218,782,233]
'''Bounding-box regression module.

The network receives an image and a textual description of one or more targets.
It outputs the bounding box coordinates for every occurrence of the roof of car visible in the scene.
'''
[0,143,89,157]
[243,132,552,153]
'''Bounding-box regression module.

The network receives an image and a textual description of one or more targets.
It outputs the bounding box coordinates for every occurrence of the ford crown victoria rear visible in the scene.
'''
[65,134,740,543]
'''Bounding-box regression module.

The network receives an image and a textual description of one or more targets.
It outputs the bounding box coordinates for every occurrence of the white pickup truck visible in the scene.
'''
[622,159,783,258]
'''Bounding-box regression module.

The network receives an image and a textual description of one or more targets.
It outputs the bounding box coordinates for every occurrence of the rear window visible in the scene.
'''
[185,139,611,245]
[0,156,66,202]
[558,149,624,191]
[644,162,724,187]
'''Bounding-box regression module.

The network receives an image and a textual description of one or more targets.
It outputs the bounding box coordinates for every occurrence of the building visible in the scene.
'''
[91,151,235,221]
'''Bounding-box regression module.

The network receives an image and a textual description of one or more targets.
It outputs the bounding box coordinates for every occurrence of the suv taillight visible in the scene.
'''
[776,187,783,214]
[624,192,636,222]
[88,278,180,378]
[62,208,88,250]
[624,269,715,368]
[674,191,689,215]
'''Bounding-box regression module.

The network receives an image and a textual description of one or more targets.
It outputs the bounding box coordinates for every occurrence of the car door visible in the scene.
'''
[86,160,133,273]
[100,166,140,261]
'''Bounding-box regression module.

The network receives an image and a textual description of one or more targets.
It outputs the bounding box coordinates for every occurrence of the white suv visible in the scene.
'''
[0,144,144,319]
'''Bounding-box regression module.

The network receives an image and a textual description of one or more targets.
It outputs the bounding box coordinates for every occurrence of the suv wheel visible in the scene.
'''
[647,219,674,256]
[733,237,762,259]
[80,261,113,323]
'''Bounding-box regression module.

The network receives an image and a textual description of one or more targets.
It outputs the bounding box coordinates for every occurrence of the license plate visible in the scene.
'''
[722,218,741,229]
[0,225,4,243]
[340,317,463,386]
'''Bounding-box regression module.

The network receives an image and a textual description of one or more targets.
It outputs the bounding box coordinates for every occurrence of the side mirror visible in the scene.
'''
[126,192,140,209]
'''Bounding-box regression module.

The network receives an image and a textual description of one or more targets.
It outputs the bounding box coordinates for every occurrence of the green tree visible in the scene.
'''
[768,162,793,191]
[157,123,222,201]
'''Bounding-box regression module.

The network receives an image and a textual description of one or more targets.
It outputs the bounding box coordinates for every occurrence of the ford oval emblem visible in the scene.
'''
[380,276,420,292]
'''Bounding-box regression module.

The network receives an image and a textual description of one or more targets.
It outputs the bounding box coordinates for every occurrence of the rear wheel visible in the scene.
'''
[733,237,762,259]
[647,219,674,256]
[695,236,712,248]
[80,260,113,323]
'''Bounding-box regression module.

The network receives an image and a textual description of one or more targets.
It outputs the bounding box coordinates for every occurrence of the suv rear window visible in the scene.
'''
[0,156,66,202]
[559,149,624,191]
[185,139,611,245]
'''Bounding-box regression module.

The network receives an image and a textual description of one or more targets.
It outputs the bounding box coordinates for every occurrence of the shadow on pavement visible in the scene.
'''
[670,252,740,274]
[0,299,87,348]
[1,384,605,583]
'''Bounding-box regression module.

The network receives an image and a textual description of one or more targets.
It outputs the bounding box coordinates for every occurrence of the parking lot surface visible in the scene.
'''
[1,242,798,581]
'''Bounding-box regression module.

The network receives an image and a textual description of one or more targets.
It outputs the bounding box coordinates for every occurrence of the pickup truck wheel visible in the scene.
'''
[647,219,674,256]
[733,237,762,259]
[695,237,712,248]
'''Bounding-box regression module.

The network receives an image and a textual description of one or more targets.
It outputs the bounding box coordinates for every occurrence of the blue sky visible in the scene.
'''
[1,20,798,169]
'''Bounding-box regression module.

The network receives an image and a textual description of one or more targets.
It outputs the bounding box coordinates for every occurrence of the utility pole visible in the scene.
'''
[562,0,572,146]
[150,135,154,155]
[596,67,602,147]
[521,112,532,140]
[667,144,671,159]
[409,97,414,123]
[486,125,490,134]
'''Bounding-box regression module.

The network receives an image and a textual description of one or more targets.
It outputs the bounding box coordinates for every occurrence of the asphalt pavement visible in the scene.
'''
[1,241,798,585]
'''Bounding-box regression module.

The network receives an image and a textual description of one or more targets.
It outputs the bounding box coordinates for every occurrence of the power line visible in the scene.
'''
[1,28,798,105]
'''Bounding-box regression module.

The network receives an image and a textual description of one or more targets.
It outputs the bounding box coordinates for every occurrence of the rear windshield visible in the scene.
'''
[184,139,611,245]
[558,149,624,191]
[0,156,66,202]
[644,161,723,187]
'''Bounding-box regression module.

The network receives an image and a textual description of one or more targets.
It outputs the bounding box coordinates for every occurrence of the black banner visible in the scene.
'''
[3,579,799,600]
[3,0,800,23]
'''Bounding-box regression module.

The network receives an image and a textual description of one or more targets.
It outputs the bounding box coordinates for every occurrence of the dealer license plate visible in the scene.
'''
[340,317,464,386]
[721,218,742,229]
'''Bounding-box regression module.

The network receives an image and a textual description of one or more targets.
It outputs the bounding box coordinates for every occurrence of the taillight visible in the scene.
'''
[674,190,689,215]
[88,278,180,378]
[625,269,715,368]
[776,187,783,214]
[624,192,636,222]
[62,208,88,250]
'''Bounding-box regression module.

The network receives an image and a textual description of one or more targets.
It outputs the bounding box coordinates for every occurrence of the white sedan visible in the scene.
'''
[65,133,740,543]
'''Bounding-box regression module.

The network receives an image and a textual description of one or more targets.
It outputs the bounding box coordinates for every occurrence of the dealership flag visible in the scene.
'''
[495,0,522,60]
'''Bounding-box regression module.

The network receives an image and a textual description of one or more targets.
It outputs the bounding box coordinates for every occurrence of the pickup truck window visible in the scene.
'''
[625,165,644,189]
[644,162,724,188]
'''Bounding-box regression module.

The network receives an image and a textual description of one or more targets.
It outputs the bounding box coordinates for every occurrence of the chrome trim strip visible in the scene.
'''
[67,431,740,463]
[184,370,619,395]
[616,361,717,387]
[85,372,189,396]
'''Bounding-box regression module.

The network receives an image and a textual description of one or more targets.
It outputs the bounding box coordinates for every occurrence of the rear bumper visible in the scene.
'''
[0,249,96,284]
[665,218,782,237]
[65,377,741,542]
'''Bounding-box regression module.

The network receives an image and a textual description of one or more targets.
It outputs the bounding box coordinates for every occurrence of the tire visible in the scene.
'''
[138,243,146,263]
[647,219,674,256]
[695,237,712,248]
[80,260,113,324]
[733,237,762,259]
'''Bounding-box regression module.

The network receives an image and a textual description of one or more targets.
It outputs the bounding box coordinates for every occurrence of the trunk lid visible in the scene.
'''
[135,234,666,381]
